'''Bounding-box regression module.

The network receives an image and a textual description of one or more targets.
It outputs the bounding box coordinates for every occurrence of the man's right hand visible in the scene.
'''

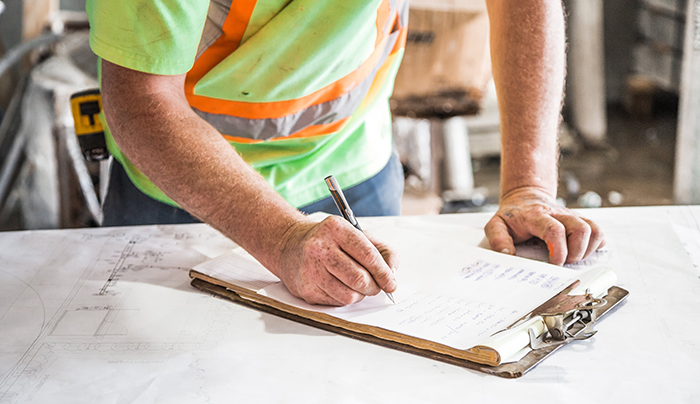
[101,60,397,307]
[274,216,399,306]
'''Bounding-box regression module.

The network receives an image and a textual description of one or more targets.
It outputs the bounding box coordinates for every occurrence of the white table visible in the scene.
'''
[1,206,699,403]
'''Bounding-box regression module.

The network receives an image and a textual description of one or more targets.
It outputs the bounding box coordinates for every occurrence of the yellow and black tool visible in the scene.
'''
[70,89,109,161]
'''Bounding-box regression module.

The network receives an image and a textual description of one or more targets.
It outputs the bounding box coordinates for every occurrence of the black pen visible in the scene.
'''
[324,175,396,304]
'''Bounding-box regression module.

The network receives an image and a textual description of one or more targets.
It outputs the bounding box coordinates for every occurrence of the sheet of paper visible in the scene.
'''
[2,207,700,403]
[196,225,595,350]
[0,224,238,403]
[195,248,280,291]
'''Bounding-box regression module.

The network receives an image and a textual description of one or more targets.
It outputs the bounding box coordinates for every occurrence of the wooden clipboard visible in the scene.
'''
[190,272,628,379]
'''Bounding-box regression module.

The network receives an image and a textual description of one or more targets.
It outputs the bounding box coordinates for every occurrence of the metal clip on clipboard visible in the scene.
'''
[475,280,628,378]
[526,283,607,349]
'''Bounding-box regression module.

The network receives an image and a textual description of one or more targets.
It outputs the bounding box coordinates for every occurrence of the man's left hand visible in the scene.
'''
[484,187,606,265]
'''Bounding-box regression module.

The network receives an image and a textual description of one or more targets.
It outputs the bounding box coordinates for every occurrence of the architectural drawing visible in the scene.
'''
[1,208,699,403]
[0,225,235,403]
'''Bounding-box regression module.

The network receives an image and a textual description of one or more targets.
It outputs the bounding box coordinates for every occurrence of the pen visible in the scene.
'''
[324,175,396,304]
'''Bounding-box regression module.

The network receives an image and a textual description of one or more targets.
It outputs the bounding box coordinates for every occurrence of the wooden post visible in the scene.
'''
[22,0,59,41]
[674,0,700,204]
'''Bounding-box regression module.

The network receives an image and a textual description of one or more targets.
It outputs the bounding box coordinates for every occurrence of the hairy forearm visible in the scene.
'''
[486,0,566,198]
[101,62,306,274]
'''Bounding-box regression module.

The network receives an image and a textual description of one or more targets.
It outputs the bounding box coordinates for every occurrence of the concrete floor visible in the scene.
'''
[403,102,679,215]
[566,106,676,207]
[476,104,677,209]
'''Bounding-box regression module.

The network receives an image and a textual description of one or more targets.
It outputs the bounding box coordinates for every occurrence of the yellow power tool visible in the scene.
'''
[70,89,109,161]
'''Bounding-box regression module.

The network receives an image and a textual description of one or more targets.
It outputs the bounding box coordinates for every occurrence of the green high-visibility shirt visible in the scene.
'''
[87,0,405,208]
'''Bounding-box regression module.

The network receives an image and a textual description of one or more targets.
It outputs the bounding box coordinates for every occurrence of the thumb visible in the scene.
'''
[484,216,516,255]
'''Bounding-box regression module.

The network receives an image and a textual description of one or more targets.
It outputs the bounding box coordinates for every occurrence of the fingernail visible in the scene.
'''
[500,248,511,255]
[386,279,398,293]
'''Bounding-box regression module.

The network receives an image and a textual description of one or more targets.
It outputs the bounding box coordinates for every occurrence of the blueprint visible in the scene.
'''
[1,208,699,403]
[0,224,236,403]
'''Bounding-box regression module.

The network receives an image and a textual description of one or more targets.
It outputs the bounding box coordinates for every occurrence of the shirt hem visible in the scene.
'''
[90,34,194,76]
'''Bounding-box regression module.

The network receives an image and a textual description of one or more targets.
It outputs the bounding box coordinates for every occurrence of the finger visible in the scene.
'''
[324,248,381,296]
[551,213,591,264]
[318,273,365,306]
[525,215,568,266]
[581,217,606,258]
[287,273,346,306]
[302,286,345,306]
[329,221,397,293]
[484,215,516,255]
[364,232,400,273]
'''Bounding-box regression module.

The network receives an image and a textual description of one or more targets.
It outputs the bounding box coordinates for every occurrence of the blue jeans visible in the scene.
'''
[299,150,404,217]
[102,151,404,226]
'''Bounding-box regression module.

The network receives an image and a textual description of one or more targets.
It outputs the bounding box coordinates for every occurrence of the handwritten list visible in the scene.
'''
[199,226,584,351]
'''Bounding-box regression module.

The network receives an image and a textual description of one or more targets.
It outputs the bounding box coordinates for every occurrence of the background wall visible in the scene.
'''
[0,0,86,50]
[0,0,23,50]
[59,0,84,11]
[603,0,636,103]
[2,0,639,106]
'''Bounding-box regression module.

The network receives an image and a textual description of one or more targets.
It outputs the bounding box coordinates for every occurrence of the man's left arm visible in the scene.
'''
[483,0,605,265]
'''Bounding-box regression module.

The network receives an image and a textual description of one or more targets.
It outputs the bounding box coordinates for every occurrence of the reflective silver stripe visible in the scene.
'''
[193,29,402,140]
[398,0,409,29]
[195,0,233,61]
[383,0,398,34]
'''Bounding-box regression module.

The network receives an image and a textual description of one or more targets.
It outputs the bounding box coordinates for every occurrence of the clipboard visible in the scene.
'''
[190,271,628,379]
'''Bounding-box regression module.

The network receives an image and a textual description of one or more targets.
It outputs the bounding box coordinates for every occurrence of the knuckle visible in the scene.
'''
[336,290,360,306]
[298,283,315,298]
[369,265,392,286]
[361,249,382,268]
[532,205,548,215]
[323,215,345,231]
[544,222,565,239]
[590,226,605,243]
[569,224,591,240]
[348,271,371,291]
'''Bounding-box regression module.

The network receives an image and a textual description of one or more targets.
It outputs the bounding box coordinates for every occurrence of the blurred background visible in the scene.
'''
[0,0,693,231]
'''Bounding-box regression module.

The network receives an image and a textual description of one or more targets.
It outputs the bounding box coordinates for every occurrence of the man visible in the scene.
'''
[87,0,604,306]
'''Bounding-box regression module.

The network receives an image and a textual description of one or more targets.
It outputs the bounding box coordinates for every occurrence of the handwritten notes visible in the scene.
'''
[196,223,591,351]
[309,236,578,349]
[392,291,513,340]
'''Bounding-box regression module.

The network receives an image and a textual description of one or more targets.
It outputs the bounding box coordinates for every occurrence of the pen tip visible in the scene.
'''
[387,292,396,304]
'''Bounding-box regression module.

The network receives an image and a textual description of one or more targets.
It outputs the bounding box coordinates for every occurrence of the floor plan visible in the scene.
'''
[0,224,235,403]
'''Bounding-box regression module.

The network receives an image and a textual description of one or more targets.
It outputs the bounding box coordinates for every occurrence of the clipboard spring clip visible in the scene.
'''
[528,288,608,350]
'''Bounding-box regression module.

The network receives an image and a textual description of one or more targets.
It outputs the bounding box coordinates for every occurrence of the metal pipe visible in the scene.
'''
[0,77,27,206]
[0,33,61,80]
[441,116,474,199]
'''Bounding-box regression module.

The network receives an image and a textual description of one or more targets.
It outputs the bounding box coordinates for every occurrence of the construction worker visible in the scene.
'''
[86,0,605,306]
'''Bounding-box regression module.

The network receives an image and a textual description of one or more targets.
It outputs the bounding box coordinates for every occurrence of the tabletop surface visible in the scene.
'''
[1,206,699,403]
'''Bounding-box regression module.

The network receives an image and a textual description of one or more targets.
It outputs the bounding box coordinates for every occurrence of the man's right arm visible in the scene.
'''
[100,60,398,306]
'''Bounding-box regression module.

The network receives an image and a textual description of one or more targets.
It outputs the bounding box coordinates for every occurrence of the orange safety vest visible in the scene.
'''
[90,0,409,208]
[184,0,408,144]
